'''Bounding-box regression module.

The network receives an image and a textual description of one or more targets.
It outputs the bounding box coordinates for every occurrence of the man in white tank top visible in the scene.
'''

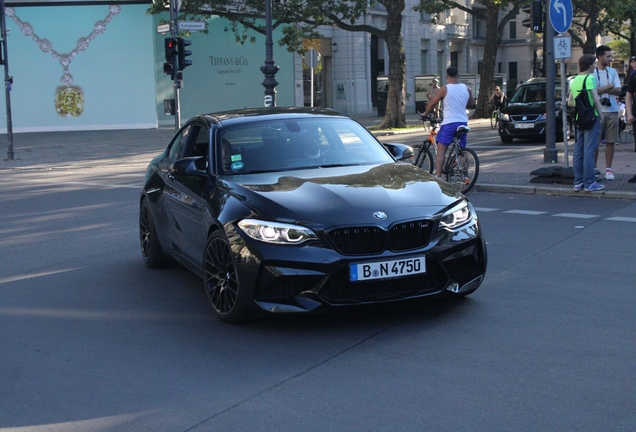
[421,67,474,178]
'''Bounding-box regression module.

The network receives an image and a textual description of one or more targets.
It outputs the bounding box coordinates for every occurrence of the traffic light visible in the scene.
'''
[165,37,178,63]
[164,37,178,78]
[521,0,543,33]
[177,37,192,70]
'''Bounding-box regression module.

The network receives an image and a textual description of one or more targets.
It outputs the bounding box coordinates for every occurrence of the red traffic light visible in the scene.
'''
[164,37,178,63]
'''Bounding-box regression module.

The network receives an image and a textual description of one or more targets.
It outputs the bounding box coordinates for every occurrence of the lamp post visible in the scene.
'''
[260,0,279,106]
[1,0,14,160]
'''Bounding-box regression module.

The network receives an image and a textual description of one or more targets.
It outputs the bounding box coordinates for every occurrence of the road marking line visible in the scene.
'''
[604,217,636,223]
[553,213,599,219]
[474,207,500,212]
[502,210,547,215]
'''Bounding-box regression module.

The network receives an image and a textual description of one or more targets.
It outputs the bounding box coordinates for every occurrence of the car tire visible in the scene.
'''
[139,199,172,268]
[500,135,513,144]
[203,231,253,323]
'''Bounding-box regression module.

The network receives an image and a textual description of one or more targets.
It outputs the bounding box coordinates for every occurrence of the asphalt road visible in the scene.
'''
[2,165,636,431]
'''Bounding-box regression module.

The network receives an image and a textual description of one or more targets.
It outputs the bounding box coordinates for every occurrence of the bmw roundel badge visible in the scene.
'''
[373,211,388,220]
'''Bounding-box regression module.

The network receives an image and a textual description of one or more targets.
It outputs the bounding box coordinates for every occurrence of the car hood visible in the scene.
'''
[222,163,462,225]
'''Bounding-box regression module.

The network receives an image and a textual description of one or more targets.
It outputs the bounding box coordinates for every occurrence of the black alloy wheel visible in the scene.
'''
[203,231,251,323]
[139,200,171,268]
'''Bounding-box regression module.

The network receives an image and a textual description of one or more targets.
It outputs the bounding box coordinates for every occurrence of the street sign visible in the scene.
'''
[178,21,205,31]
[549,0,573,34]
[157,23,170,34]
[554,36,571,59]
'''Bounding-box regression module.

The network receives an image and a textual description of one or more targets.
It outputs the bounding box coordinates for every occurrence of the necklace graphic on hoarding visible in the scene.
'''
[6,5,120,117]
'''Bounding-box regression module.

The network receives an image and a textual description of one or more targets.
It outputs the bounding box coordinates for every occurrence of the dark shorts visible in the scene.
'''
[437,122,468,147]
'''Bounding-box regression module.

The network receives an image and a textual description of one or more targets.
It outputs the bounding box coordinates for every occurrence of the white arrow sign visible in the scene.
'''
[553,0,567,27]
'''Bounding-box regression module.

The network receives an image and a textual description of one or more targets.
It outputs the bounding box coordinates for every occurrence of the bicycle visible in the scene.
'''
[412,116,437,174]
[490,106,501,129]
[417,115,479,194]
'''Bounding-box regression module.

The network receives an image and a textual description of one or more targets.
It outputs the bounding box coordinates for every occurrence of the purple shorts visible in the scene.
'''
[437,122,468,148]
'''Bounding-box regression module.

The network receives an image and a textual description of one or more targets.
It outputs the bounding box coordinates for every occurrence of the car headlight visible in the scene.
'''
[501,113,510,121]
[237,219,318,244]
[439,200,473,229]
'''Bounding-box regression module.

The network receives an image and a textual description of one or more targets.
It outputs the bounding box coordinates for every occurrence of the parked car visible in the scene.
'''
[139,107,487,322]
[498,77,574,144]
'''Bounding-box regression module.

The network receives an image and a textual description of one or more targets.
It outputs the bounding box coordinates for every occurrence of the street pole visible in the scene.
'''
[260,0,278,107]
[544,2,557,163]
[561,59,569,167]
[1,0,14,160]
[170,0,180,130]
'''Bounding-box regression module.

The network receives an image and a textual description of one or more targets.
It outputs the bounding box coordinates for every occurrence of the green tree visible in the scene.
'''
[569,0,608,54]
[150,0,411,128]
[603,0,636,59]
[418,0,525,118]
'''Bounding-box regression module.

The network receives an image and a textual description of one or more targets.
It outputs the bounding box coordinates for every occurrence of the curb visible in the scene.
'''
[474,183,636,200]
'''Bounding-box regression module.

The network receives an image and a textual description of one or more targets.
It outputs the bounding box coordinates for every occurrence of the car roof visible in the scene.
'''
[190,107,350,127]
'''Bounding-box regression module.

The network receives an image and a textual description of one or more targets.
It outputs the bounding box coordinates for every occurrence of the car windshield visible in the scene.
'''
[218,117,394,174]
[510,83,563,103]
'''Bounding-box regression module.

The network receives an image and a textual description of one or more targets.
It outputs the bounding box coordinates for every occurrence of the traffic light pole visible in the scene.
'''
[261,0,279,106]
[544,4,557,163]
[1,0,14,160]
[170,0,180,130]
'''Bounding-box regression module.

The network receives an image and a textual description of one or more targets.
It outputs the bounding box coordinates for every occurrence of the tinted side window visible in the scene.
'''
[185,125,210,158]
[167,125,192,160]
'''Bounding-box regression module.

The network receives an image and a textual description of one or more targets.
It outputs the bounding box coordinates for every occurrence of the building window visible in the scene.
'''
[509,62,518,79]
[478,61,483,74]
[451,51,458,70]
[421,49,428,74]
[498,62,502,73]
[510,20,517,39]
[474,18,485,38]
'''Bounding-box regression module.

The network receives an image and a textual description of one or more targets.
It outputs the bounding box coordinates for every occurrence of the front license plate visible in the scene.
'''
[350,256,426,282]
[514,123,534,129]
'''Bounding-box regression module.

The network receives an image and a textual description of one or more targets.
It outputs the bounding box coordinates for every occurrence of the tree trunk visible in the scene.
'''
[379,1,406,128]
[474,5,501,118]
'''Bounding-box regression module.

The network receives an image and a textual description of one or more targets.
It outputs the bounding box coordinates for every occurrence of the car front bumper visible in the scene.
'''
[228,216,487,314]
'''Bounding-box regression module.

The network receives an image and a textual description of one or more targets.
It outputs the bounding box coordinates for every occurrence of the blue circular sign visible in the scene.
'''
[550,0,573,34]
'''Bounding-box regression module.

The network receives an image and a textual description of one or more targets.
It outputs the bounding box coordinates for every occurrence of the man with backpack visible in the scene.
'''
[568,54,605,192]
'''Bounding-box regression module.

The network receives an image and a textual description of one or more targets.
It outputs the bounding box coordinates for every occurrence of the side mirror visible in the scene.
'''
[384,143,415,162]
[169,156,207,177]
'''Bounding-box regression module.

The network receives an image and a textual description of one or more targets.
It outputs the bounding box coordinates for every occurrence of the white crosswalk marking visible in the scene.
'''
[473,207,499,212]
[502,210,547,215]
[476,208,636,224]
[604,217,636,223]
[553,213,599,219]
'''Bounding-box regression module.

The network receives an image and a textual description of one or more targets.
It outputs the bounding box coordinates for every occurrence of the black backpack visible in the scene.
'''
[574,75,597,130]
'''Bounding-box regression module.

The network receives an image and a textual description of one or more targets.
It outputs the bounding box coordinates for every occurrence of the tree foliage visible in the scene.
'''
[149,0,410,128]
[418,0,525,118]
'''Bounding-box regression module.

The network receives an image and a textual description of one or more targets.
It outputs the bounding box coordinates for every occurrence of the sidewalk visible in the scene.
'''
[2,113,636,200]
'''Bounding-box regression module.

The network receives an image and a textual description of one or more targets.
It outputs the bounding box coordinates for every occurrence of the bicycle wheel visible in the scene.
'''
[490,110,498,129]
[414,144,434,174]
[445,147,479,194]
